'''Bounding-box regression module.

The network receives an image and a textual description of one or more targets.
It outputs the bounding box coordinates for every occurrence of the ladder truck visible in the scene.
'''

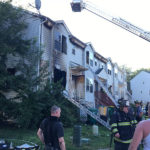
[71,0,150,42]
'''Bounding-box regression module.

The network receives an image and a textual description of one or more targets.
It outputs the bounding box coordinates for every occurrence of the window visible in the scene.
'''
[90,59,93,66]
[107,63,111,75]
[54,32,67,54]
[62,35,67,54]
[89,52,93,67]
[54,32,61,51]
[95,61,97,66]
[86,78,90,91]
[108,69,111,75]
[86,51,89,64]
[86,51,94,67]
[115,68,118,78]
[7,68,16,75]
[95,81,98,91]
[72,49,75,55]
[86,78,93,93]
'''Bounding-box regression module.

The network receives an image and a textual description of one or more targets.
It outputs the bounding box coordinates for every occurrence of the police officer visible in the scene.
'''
[110,99,137,150]
[37,105,66,150]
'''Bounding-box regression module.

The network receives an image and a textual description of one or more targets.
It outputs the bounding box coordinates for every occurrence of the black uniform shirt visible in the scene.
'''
[40,116,64,149]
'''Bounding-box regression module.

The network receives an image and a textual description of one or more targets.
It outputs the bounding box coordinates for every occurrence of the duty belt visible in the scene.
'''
[45,143,59,150]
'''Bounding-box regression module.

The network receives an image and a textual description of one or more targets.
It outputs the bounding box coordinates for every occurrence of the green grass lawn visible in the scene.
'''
[0,124,112,150]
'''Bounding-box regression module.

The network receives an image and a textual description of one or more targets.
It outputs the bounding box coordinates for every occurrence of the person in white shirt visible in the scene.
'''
[128,103,150,150]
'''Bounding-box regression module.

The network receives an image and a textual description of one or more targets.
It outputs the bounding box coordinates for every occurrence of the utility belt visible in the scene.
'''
[45,143,59,150]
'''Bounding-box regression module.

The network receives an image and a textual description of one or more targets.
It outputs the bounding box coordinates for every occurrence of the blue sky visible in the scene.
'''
[12,0,150,71]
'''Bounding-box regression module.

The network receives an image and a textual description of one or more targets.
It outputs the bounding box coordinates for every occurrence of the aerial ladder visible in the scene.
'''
[68,0,143,129]
[71,0,150,42]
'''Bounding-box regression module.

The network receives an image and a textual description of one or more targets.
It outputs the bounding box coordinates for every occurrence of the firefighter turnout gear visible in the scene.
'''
[110,109,137,150]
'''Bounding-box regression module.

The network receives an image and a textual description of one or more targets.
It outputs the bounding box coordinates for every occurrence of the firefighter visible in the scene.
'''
[110,99,137,150]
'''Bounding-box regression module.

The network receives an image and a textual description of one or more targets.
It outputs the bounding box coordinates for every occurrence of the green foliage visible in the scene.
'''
[0,1,78,129]
[12,80,78,128]
[37,80,79,128]
[120,65,150,91]
[128,68,150,81]
[0,125,112,150]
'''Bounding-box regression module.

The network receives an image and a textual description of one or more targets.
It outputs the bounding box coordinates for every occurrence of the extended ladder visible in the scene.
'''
[71,0,150,42]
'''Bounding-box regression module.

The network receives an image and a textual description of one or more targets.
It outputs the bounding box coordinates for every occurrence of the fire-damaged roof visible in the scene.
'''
[69,35,86,49]
[94,52,107,63]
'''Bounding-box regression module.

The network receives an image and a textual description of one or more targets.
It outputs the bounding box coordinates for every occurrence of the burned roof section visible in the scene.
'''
[69,35,86,49]
[94,52,107,63]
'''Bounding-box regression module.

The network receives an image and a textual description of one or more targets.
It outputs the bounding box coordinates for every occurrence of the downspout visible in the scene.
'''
[37,17,47,90]
[50,25,54,82]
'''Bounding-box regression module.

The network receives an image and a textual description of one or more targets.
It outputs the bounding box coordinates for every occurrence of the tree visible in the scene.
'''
[0,1,78,128]
[0,0,33,123]
[128,68,150,81]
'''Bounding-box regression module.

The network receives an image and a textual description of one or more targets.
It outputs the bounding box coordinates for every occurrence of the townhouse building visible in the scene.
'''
[6,10,130,110]
[130,71,150,104]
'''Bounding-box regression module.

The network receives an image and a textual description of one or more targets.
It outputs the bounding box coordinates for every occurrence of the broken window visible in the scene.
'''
[7,68,16,75]
[54,31,61,51]
[62,35,67,54]
[54,68,66,88]
[54,32,67,54]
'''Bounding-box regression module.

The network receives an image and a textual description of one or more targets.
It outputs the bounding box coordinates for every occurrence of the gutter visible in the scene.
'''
[37,17,48,90]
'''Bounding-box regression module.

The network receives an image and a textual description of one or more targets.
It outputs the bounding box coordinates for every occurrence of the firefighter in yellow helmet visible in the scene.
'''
[110,99,137,150]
